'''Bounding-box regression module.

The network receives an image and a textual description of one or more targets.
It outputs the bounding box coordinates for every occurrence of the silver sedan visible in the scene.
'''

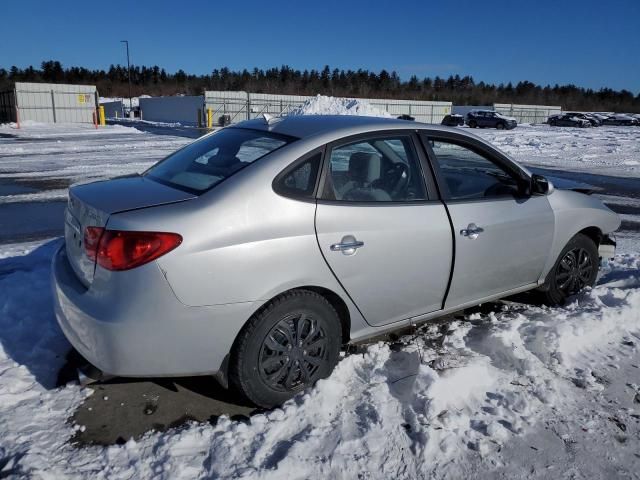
[52,115,620,407]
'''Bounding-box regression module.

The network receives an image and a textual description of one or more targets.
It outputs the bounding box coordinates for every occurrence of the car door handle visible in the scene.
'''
[460,223,484,239]
[330,241,364,251]
[330,236,364,255]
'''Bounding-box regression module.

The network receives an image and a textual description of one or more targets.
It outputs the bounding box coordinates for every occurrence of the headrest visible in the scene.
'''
[349,152,381,184]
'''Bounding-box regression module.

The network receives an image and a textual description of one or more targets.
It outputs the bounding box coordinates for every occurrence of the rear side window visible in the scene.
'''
[273,152,322,199]
[145,128,295,194]
[322,136,427,202]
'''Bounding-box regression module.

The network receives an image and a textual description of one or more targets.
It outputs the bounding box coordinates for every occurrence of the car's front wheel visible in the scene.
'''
[538,233,599,306]
[468,120,477,128]
[229,290,342,408]
[496,122,505,130]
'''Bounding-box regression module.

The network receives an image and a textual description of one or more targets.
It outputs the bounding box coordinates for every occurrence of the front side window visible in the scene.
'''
[429,140,521,200]
[145,128,294,194]
[322,136,426,202]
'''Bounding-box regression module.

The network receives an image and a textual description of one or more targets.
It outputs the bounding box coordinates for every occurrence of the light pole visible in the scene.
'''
[120,40,132,114]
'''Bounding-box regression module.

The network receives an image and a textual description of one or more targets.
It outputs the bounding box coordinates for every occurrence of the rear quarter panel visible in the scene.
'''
[106,141,371,335]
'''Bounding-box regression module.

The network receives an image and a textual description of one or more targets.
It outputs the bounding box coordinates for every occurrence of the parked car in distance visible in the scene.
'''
[548,113,592,128]
[52,115,620,408]
[564,112,601,126]
[441,114,464,126]
[601,114,638,126]
[465,110,517,129]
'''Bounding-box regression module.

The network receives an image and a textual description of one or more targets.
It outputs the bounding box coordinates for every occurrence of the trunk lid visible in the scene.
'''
[64,176,196,286]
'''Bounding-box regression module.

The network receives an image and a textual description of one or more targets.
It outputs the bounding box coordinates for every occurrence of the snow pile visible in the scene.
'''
[0,238,638,478]
[289,95,391,117]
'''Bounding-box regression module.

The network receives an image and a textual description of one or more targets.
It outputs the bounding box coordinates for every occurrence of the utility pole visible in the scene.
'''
[120,40,133,114]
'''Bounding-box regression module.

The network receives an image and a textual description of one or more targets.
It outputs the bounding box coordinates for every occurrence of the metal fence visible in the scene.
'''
[204,91,452,125]
[494,103,562,124]
[5,82,98,124]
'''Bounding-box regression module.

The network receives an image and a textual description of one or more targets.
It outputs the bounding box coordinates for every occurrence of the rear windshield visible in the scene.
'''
[145,128,295,194]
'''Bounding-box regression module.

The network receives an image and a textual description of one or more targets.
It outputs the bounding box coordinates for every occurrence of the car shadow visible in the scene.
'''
[0,238,70,390]
[58,347,261,446]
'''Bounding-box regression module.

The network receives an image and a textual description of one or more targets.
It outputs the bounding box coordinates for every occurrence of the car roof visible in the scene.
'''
[222,114,531,180]
[229,114,466,141]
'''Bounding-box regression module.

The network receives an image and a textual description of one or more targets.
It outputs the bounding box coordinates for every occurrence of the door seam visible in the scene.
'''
[439,200,456,310]
[313,201,373,327]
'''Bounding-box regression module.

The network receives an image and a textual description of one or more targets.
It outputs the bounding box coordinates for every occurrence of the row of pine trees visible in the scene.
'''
[1,61,638,112]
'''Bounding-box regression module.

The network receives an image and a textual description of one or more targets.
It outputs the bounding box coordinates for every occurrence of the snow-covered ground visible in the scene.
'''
[474,123,640,178]
[0,240,638,478]
[0,121,190,204]
[1,100,640,478]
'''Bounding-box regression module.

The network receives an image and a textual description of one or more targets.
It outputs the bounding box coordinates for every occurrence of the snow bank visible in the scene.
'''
[289,95,391,117]
[0,237,638,477]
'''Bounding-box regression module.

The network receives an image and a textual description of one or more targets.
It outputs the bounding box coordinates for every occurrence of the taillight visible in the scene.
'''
[84,226,104,261]
[84,228,182,271]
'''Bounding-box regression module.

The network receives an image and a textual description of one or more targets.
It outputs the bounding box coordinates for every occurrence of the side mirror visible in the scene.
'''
[531,174,551,195]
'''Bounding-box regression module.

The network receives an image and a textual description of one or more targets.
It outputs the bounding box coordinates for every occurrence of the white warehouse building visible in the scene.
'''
[0,82,98,124]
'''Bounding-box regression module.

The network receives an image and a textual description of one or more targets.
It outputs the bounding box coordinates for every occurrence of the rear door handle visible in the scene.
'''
[330,235,364,255]
[460,223,484,239]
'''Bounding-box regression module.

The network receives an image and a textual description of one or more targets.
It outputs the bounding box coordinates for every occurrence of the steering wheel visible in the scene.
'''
[385,162,410,198]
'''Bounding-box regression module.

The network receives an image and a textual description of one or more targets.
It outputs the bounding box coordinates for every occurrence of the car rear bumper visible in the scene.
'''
[51,245,258,378]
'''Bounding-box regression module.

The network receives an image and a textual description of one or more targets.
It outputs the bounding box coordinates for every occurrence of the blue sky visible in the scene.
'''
[2,0,639,92]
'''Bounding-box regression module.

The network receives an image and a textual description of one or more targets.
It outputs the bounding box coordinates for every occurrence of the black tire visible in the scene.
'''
[468,120,477,128]
[538,233,599,306]
[496,122,505,130]
[229,290,342,408]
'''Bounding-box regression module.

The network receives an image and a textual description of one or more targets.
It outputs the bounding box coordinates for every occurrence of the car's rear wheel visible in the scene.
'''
[538,233,599,306]
[229,290,342,408]
[468,120,477,128]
